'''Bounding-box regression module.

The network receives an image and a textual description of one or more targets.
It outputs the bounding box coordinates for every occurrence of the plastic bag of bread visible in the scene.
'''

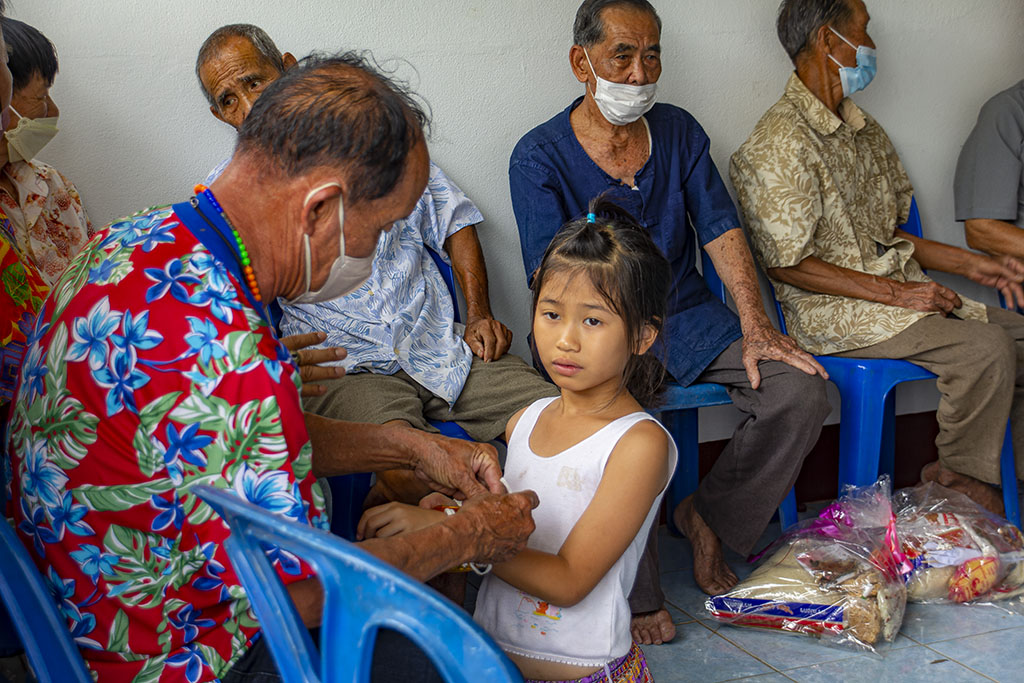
[706,477,908,651]
[894,482,1024,603]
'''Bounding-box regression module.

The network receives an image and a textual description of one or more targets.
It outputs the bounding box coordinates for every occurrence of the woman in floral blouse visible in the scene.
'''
[0,18,93,287]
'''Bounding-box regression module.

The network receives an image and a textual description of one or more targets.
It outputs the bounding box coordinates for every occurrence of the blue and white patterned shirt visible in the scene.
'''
[278,162,483,405]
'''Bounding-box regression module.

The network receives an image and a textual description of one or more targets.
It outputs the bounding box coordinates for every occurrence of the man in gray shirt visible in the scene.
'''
[955,80,1024,265]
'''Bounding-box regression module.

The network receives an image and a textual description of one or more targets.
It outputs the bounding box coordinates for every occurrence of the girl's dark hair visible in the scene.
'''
[531,194,671,408]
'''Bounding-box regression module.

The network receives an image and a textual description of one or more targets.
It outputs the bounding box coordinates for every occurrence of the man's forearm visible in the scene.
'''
[769,256,901,305]
[360,513,480,581]
[703,228,773,329]
[305,413,416,478]
[895,229,975,275]
[444,225,492,320]
[965,218,1024,261]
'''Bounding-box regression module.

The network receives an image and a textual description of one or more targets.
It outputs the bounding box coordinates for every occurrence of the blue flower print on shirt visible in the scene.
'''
[111,310,163,354]
[161,423,213,486]
[22,440,68,508]
[166,643,207,683]
[134,220,178,252]
[69,544,120,585]
[87,258,117,284]
[93,348,150,417]
[151,491,186,531]
[18,342,48,405]
[68,296,122,371]
[188,274,241,325]
[144,258,201,304]
[50,491,95,538]
[184,317,227,365]
[18,498,59,555]
[169,604,216,644]
[232,465,302,519]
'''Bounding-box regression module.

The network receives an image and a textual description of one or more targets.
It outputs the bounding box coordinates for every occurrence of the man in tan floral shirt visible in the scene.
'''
[731,0,1024,513]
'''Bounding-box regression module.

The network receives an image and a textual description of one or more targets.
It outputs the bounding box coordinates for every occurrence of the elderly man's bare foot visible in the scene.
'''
[921,461,1005,517]
[630,609,676,645]
[672,496,738,595]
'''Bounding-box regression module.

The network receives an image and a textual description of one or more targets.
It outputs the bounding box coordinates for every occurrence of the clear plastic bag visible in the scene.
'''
[894,481,1024,603]
[705,477,908,651]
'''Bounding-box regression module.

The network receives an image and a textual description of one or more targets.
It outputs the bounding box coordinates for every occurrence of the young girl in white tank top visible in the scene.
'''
[359,196,676,682]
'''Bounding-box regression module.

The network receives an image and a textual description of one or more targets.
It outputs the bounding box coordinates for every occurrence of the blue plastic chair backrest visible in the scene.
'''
[427,247,461,324]
[194,485,522,683]
[773,196,922,333]
[700,248,727,305]
[0,519,91,683]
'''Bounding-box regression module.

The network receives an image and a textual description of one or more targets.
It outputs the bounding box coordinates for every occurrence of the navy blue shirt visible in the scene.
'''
[510,98,743,386]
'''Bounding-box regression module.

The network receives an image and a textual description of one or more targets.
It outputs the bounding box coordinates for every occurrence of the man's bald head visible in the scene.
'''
[236,51,429,203]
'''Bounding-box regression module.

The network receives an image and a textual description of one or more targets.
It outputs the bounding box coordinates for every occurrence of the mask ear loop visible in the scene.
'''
[299,182,344,296]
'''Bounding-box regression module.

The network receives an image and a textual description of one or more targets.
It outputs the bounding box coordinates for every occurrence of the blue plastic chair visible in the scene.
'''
[193,485,523,683]
[327,248,473,540]
[770,197,1020,527]
[0,518,91,682]
[661,250,799,533]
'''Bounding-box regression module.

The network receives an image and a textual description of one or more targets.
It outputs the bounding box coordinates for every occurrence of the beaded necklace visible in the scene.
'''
[192,183,262,302]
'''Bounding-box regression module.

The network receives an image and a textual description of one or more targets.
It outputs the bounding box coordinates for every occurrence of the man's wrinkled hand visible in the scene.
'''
[741,323,827,389]
[965,253,1024,309]
[410,431,505,499]
[889,280,962,315]
[281,332,346,397]
[464,316,512,362]
[458,490,539,564]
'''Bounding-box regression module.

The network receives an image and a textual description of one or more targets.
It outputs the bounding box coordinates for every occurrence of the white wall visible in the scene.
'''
[14,0,1024,439]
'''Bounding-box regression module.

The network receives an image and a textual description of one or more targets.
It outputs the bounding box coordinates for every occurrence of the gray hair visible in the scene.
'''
[196,24,285,106]
[573,0,662,48]
[776,0,854,62]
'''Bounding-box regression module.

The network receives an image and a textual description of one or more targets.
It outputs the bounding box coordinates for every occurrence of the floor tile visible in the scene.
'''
[641,622,773,683]
[899,601,1024,643]
[724,675,794,682]
[927,625,1024,680]
[714,620,914,671]
[783,644,990,682]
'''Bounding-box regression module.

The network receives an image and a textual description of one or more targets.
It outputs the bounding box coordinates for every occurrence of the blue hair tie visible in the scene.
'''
[586,213,596,223]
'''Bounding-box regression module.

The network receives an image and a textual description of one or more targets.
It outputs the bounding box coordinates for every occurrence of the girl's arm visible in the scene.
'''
[492,420,670,607]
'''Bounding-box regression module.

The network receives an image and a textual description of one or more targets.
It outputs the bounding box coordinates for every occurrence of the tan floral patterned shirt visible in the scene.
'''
[730,73,985,355]
[1,158,93,286]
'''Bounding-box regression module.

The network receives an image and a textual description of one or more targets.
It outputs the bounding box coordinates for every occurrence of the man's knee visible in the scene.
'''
[971,323,1017,386]
[759,364,830,424]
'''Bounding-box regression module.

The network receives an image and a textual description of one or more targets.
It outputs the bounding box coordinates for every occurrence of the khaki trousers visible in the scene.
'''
[837,306,1024,484]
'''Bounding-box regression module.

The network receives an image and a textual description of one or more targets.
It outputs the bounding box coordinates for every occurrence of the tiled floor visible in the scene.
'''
[644,522,1024,682]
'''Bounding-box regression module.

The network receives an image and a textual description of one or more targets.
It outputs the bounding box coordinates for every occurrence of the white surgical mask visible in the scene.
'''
[284,182,374,304]
[5,106,58,162]
[584,49,657,126]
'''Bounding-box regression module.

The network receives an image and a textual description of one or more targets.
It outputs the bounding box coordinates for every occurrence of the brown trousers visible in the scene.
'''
[837,306,1024,484]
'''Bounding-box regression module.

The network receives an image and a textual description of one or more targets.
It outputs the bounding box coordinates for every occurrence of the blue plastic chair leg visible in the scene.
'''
[834,374,890,488]
[662,408,699,536]
[879,391,897,482]
[778,489,798,531]
[1001,421,1021,529]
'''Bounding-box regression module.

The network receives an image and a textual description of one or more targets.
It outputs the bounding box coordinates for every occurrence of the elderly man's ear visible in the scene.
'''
[283,52,298,70]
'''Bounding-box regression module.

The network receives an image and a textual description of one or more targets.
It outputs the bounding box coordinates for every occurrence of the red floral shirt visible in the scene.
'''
[8,206,325,681]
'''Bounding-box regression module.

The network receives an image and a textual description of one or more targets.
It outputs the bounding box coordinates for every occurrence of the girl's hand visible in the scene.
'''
[357,502,446,540]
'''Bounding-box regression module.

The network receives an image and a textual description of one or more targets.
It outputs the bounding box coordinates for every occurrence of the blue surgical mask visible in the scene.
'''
[827,27,876,98]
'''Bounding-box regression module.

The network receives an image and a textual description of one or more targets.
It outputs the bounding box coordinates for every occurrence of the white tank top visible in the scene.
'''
[473,396,677,667]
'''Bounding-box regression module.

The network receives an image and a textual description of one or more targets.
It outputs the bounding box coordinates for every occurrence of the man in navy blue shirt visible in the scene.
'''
[510,0,830,643]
